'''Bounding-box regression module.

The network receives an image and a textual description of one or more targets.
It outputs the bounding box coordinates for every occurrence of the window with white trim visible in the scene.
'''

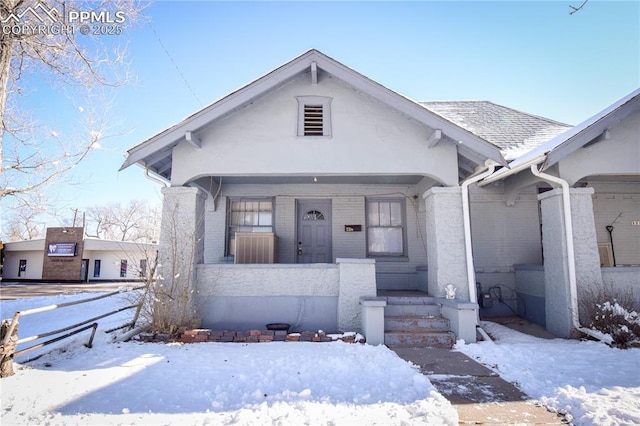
[366,198,406,257]
[226,197,274,256]
[296,96,332,137]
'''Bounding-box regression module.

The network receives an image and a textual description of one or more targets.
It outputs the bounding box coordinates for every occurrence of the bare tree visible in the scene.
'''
[0,0,146,202]
[4,200,48,240]
[149,197,205,337]
[85,199,160,242]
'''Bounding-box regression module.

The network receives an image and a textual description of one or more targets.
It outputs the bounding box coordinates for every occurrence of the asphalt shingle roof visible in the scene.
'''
[420,101,572,161]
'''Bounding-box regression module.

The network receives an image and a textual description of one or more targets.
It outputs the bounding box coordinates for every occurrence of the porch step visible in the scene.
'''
[385,303,442,317]
[384,295,455,348]
[385,295,440,305]
[385,315,450,332]
[384,331,456,348]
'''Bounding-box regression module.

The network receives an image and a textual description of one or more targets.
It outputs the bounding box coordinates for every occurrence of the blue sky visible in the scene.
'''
[5,0,640,231]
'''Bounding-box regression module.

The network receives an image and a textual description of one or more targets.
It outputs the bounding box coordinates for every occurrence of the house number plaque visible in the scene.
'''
[344,225,362,232]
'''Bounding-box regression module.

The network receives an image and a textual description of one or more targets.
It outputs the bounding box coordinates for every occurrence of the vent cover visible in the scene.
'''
[303,104,324,136]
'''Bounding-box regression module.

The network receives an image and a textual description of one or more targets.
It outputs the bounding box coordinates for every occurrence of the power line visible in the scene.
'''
[149,22,203,107]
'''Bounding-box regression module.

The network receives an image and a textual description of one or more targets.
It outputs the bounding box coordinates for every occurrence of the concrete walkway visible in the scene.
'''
[393,347,567,425]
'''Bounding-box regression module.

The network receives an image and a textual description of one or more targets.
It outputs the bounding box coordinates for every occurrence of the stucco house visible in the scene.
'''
[477,89,640,337]
[120,49,639,345]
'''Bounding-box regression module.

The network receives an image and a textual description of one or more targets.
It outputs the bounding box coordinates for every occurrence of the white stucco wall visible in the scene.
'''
[171,73,459,187]
[558,109,640,186]
[195,259,376,332]
[83,249,152,281]
[196,263,340,297]
[336,258,377,331]
[601,267,640,298]
[2,250,44,280]
[424,187,468,299]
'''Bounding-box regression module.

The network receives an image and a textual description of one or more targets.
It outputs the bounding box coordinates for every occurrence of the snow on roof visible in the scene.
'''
[420,101,572,161]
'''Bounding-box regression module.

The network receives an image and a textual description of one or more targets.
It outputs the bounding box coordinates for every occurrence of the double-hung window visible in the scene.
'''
[227,198,274,256]
[366,198,406,257]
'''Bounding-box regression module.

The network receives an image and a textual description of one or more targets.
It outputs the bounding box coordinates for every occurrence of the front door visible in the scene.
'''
[296,199,332,263]
[81,259,89,282]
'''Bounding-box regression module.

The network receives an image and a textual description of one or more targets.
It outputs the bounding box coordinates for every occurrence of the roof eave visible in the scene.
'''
[543,89,640,170]
[121,49,508,172]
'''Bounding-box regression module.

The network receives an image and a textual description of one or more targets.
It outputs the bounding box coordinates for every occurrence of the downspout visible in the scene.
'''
[144,169,169,188]
[529,164,606,342]
[461,161,496,319]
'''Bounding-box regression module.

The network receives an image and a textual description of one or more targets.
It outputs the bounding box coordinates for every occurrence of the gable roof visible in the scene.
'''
[479,88,640,184]
[420,101,571,161]
[120,49,508,181]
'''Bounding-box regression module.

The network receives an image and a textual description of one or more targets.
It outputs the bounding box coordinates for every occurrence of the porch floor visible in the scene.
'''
[483,315,557,339]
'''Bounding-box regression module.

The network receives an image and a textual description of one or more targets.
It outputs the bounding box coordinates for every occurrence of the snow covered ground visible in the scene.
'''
[456,321,640,425]
[1,289,639,425]
[0,290,455,425]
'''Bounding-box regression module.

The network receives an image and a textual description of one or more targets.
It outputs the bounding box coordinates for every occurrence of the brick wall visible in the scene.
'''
[41,227,84,281]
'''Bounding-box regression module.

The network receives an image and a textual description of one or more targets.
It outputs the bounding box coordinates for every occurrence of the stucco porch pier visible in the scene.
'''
[195,259,377,333]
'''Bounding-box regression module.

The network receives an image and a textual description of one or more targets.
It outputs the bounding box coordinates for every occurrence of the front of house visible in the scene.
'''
[121,49,639,344]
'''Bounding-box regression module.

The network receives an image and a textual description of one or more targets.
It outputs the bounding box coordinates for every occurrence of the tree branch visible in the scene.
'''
[569,0,589,15]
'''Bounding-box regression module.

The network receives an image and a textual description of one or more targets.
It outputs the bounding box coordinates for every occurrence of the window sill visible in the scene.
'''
[296,135,333,140]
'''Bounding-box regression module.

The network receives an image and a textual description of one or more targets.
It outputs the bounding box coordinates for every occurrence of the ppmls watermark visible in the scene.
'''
[1,2,126,36]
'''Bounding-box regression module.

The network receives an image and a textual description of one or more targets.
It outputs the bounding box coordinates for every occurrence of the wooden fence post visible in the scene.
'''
[1,319,18,378]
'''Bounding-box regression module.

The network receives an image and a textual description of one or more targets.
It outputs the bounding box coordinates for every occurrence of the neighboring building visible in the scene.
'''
[478,89,640,337]
[119,49,639,343]
[2,227,157,282]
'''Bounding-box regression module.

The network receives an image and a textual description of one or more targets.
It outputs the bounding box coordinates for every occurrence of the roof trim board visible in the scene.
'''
[544,89,640,170]
[120,49,507,174]
[480,88,640,185]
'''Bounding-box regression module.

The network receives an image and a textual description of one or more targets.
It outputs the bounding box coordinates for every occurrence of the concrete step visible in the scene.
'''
[385,331,456,348]
[385,315,450,332]
[384,303,442,317]
[385,296,439,305]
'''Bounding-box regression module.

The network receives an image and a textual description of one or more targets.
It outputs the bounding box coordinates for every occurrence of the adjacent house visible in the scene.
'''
[478,89,640,337]
[120,49,639,344]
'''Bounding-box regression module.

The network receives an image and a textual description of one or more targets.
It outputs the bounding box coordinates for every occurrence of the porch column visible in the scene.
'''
[539,187,603,338]
[158,186,206,329]
[423,187,469,300]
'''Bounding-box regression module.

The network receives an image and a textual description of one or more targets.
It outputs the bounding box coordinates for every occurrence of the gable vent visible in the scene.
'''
[304,104,324,136]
